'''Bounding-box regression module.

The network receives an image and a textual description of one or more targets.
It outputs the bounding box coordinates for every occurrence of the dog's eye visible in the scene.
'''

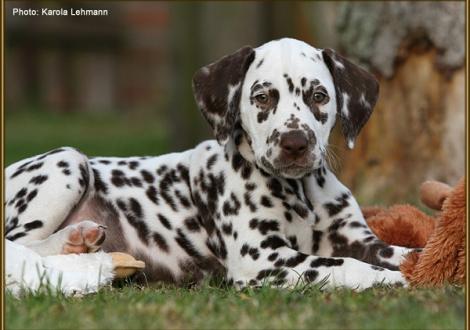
[313,92,326,103]
[255,93,269,104]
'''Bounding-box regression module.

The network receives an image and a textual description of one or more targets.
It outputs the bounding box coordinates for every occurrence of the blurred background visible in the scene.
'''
[5,1,465,205]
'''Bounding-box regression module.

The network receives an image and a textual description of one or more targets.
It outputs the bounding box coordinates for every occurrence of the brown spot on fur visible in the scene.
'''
[267,129,280,145]
[285,114,300,129]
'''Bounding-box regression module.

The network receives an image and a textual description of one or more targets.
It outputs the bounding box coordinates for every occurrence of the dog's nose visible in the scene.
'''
[280,130,309,159]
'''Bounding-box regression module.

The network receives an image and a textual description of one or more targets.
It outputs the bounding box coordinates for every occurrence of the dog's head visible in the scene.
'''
[193,38,379,179]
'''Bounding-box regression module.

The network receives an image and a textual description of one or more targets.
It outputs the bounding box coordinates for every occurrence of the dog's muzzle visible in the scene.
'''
[262,130,317,178]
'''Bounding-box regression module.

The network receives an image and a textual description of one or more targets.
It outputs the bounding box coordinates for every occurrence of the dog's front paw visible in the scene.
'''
[377,268,408,288]
[329,259,407,291]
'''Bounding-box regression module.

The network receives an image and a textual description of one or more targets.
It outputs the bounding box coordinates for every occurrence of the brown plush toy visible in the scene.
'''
[362,177,466,287]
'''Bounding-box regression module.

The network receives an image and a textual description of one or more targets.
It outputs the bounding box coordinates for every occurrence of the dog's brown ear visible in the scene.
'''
[193,46,255,145]
[322,48,379,149]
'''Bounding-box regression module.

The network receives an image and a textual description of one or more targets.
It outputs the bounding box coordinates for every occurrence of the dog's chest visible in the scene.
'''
[189,142,318,256]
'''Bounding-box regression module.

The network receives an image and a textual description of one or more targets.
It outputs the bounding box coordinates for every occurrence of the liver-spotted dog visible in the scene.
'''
[5,39,412,290]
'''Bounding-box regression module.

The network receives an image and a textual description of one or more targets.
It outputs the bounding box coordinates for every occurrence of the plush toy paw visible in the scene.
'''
[420,180,452,210]
[363,205,435,248]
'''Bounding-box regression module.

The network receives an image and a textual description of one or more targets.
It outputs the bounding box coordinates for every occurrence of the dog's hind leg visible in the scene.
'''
[5,147,94,247]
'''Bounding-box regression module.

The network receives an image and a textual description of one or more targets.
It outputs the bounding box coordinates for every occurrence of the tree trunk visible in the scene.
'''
[330,2,465,205]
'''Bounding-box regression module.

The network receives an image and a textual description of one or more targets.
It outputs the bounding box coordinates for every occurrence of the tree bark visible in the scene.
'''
[330,2,465,205]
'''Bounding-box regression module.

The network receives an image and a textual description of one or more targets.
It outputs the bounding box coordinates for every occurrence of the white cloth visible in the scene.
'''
[5,240,115,297]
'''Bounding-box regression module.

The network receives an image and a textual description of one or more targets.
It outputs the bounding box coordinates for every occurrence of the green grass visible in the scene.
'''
[5,283,465,330]
[4,111,466,329]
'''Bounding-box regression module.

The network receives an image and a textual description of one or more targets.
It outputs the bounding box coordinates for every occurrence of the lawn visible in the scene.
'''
[4,111,466,330]
[5,283,465,330]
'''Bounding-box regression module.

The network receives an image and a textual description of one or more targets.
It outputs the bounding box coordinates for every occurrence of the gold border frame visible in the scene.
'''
[2,0,5,327]
[465,0,468,328]
[0,1,468,330]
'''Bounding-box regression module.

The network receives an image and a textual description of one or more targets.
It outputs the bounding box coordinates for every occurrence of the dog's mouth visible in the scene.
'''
[260,157,316,179]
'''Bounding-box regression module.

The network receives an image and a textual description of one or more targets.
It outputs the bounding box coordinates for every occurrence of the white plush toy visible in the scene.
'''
[6,239,145,297]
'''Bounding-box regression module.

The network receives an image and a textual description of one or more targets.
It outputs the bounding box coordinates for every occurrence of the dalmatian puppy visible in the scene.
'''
[5,38,412,290]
